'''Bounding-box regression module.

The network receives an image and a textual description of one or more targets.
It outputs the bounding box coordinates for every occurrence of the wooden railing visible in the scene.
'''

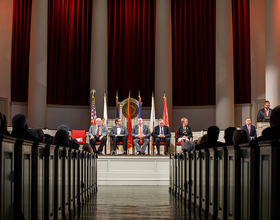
[0,134,97,220]
[169,140,280,220]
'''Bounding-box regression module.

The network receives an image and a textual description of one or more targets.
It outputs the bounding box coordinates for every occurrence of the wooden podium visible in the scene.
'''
[256,121,270,137]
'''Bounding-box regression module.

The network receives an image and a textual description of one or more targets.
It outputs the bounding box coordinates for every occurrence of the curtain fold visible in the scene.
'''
[232,0,251,104]
[172,0,216,106]
[11,0,32,102]
[107,0,155,106]
[47,0,92,105]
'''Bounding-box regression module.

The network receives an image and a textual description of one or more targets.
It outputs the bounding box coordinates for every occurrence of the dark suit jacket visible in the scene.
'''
[152,125,171,138]
[177,125,192,139]
[131,124,151,139]
[110,125,128,137]
[241,125,257,140]
[257,108,272,122]
[11,128,41,142]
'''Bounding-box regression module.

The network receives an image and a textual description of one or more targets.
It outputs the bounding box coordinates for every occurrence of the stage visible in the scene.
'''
[97,155,170,185]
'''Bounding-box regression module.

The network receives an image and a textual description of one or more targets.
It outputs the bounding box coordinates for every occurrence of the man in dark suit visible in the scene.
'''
[152,118,171,155]
[241,118,257,140]
[11,114,41,142]
[89,118,108,154]
[131,118,151,155]
[257,100,272,122]
[110,118,128,155]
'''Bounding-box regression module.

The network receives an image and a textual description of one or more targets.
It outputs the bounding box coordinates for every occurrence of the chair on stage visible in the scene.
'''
[152,137,170,155]
[174,130,182,153]
[133,141,150,155]
[72,130,86,145]
[110,137,125,155]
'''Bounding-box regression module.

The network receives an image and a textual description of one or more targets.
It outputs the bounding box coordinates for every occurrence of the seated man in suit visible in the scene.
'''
[241,118,257,141]
[257,100,272,122]
[152,118,171,155]
[131,118,151,155]
[110,118,128,155]
[89,118,108,154]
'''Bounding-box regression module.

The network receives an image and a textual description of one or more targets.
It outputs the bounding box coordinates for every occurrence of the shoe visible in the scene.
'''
[142,152,146,155]
[164,152,168,155]
[98,152,103,155]
[112,151,116,155]
[156,152,160,155]
[123,151,127,155]
[137,151,141,155]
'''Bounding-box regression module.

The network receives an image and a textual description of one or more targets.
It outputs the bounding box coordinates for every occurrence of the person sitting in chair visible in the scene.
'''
[152,118,171,155]
[89,118,108,154]
[131,118,151,155]
[110,118,128,155]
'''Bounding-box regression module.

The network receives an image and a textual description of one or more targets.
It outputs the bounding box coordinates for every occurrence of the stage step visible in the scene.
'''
[97,155,169,185]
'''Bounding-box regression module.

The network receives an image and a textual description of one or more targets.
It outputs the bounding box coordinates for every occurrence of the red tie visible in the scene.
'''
[248,126,250,134]
[96,126,100,138]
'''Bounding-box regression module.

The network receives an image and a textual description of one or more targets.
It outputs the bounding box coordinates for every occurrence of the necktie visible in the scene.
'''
[248,126,250,134]
[139,125,142,142]
[266,109,268,116]
[96,126,100,138]
[161,127,163,135]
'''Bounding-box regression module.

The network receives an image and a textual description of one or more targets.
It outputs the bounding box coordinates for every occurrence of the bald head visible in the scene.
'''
[270,105,280,127]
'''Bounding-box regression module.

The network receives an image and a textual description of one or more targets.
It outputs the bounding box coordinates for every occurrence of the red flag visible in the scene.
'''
[126,94,133,150]
[163,95,169,126]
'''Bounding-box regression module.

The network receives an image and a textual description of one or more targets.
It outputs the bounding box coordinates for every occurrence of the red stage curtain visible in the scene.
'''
[47,0,92,105]
[172,0,216,106]
[108,0,155,106]
[232,0,251,104]
[11,0,32,102]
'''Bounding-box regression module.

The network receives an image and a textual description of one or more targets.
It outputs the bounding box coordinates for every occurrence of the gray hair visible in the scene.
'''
[57,125,69,134]
[12,114,28,129]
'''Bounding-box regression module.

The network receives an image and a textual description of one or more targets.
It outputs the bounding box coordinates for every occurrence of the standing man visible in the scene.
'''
[89,118,108,154]
[131,118,151,155]
[110,118,128,155]
[152,118,171,155]
[257,100,272,122]
[241,118,257,140]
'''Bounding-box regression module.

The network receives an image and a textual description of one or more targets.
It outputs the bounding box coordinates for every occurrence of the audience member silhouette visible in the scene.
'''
[224,127,236,146]
[255,105,280,142]
[232,130,250,145]
[0,113,11,136]
[11,114,40,142]
[53,129,69,147]
[196,126,224,150]
[182,141,195,152]
[36,128,45,143]
[57,125,79,149]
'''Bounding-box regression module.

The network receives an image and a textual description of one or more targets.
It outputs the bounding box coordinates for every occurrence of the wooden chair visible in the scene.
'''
[110,136,125,155]
[152,137,171,155]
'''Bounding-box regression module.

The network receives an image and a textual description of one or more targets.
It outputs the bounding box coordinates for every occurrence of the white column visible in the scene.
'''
[90,0,108,118]
[155,0,173,128]
[0,0,13,123]
[265,0,280,108]
[250,0,266,122]
[216,0,235,129]
[28,0,48,128]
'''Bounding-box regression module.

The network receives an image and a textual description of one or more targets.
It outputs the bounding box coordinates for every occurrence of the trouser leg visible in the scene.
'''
[90,138,97,153]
